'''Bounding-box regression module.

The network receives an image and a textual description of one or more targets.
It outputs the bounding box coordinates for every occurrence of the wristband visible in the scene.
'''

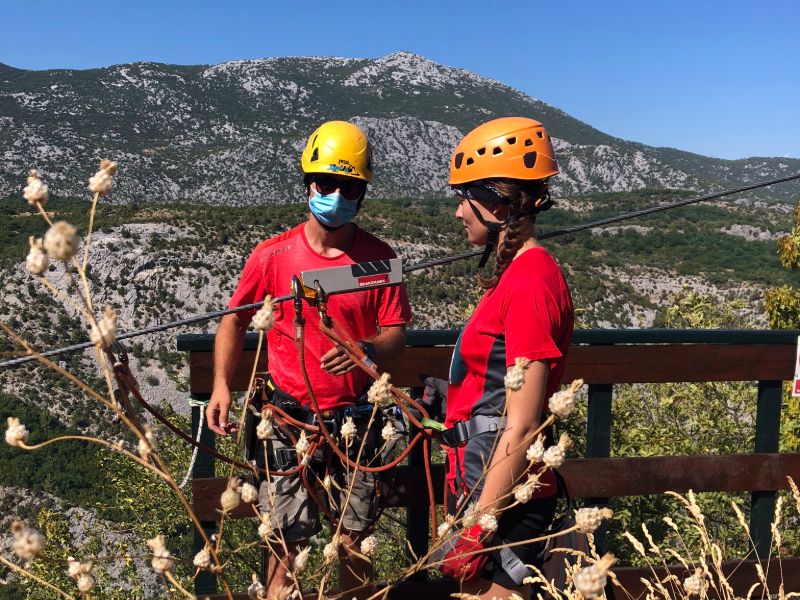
[359,341,377,362]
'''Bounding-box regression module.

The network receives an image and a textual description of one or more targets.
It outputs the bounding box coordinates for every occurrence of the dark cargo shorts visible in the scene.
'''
[258,411,403,542]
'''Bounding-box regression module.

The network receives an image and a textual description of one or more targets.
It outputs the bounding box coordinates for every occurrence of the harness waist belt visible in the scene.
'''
[441,415,506,447]
[267,377,374,424]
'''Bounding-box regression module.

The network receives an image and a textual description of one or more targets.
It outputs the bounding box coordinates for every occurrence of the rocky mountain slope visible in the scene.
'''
[2,52,799,204]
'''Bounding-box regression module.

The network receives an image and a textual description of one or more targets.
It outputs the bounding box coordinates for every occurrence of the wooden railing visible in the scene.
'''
[176,329,800,599]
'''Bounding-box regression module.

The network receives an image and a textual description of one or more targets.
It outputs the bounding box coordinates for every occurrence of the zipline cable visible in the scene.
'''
[404,171,800,272]
[0,295,289,368]
[2,171,799,369]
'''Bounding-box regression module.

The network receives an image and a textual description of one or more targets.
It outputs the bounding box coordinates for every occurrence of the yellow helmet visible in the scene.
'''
[300,121,373,183]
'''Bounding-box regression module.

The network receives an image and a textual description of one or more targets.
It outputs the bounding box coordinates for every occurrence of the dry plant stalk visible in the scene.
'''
[5,164,800,600]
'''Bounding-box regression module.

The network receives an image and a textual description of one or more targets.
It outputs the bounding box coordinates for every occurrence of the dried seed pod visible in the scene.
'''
[5,417,29,447]
[360,535,378,557]
[11,520,45,560]
[220,477,242,512]
[367,372,393,406]
[23,170,49,205]
[43,221,78,261]
[575,507,614,533]
[26,237,49,276]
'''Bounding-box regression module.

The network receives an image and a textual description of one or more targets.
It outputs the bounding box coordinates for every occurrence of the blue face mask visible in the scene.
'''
[309,190,358,228]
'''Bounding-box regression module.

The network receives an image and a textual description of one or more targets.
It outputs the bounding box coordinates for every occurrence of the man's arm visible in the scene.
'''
[321,324,406,376]
[206,312,249,435]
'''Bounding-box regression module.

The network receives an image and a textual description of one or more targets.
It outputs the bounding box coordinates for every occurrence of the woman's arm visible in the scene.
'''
[477,359,550,514]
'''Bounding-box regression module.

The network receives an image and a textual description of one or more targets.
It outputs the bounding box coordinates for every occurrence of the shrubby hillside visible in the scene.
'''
[2,191,796,419]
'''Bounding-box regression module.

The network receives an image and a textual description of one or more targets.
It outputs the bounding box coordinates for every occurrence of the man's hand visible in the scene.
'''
[209,312,247,436]
[439,524,492,582]
[321,325,405,377]
[206,386,238,436]
[320,344,357,376]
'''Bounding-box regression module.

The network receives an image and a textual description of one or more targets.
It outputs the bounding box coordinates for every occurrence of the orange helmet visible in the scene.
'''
[448,117,558,185]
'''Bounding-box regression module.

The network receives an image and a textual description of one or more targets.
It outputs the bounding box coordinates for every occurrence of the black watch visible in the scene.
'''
[359,341,377,362]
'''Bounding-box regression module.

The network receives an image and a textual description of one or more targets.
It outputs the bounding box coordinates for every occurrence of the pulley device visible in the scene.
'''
[295,258,403,300]
[290,258,404,326]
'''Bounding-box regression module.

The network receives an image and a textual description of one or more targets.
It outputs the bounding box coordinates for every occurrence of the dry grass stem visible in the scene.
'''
[0,554,75,599]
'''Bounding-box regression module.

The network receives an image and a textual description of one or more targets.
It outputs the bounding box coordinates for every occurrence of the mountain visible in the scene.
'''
[2,51,799,204]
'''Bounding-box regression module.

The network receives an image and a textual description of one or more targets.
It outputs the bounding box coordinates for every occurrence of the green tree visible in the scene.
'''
[766,200,800,330]
[764,198,800,454]
[562,289,769,565]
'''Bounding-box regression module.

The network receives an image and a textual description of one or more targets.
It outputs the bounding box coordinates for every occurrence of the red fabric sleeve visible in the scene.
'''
[375,281,412,327]
[502,280,563,367]
[227,248,268,324]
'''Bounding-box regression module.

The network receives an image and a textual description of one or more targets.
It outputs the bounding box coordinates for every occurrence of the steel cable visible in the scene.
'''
[3,171,798,369]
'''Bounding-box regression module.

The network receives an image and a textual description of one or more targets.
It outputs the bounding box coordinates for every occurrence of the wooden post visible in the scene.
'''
[191,393,217,596]
[586,383,613,552]
[750,380,782,556]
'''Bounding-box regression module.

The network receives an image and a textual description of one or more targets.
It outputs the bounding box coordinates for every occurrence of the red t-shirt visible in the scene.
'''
[446,246,574,498]
[228,222,411,411]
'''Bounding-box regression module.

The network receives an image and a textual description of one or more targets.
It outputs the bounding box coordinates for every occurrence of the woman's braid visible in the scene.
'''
[478,180,547,289]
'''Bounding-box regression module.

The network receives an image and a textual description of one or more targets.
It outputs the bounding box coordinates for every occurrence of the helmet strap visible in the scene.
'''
[465,199,507,268]
[479,222,502,268]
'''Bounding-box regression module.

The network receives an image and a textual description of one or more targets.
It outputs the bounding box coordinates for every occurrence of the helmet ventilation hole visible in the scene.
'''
[524,139,533,146]
[506,137,516,145]
[523,152,537,168]
[454,152,464,168]
[492,147,502,155]
[536,131,544,138]
[477,147,486,156]
[310,147,319,162]
[466,157,474,165]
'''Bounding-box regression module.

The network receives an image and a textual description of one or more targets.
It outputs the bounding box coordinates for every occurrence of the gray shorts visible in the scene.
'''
[258,410,403,543]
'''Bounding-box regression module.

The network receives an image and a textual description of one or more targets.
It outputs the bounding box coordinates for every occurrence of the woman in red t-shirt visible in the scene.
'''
[438,117,575,598]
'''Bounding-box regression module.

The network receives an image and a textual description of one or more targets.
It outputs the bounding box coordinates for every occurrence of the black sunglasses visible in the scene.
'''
[311,176,366,200]
[451,181,508,205]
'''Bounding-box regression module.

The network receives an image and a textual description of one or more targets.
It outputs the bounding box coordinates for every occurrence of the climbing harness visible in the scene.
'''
[439,414,506,448]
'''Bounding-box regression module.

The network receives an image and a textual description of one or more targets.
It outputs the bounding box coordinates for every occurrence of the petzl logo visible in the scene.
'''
[358,274,389,287]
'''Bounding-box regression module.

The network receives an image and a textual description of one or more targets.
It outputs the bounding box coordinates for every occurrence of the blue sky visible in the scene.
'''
[1,0,798,160]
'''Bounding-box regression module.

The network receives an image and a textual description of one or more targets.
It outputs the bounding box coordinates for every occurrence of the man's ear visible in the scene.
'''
[355,186,368,214]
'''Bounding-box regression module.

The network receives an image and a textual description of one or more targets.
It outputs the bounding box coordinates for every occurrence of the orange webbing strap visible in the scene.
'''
[106,349,312,478]
[297,313,439,536]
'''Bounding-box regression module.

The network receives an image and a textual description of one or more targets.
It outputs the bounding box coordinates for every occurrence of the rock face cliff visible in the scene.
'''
[2,52,798,204]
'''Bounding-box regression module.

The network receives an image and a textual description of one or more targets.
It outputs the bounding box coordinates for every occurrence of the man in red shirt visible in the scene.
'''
[206,121,411,596]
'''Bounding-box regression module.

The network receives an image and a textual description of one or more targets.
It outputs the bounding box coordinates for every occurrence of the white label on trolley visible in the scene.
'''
[794,335,800,397]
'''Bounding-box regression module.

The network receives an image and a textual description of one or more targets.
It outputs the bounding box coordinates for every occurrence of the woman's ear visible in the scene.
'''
[489,203,508,220]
